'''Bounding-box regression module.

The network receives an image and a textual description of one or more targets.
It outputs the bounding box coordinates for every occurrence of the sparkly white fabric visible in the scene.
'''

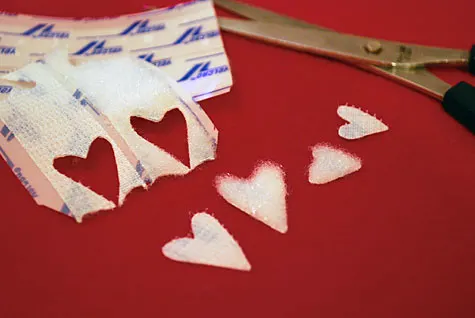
[338,105,388,140]
[216,162,287,234]
[0,50,218,222]
[162,213,251,271]
[309,145,362,184]
[45,50,218,183]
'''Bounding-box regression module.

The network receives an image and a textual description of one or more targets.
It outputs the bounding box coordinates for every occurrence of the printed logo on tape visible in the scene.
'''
[73,40,123,56]
[179,61,229,82]
[138,53,171,67]
[22,24,70,39]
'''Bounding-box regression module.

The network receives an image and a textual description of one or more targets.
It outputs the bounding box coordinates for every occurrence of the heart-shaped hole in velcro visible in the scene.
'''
[53,138,120,204]
[131,108,189,168]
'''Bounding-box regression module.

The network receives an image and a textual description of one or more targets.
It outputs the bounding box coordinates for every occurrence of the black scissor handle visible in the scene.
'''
[469,45,475,75]
[442,81,475,133]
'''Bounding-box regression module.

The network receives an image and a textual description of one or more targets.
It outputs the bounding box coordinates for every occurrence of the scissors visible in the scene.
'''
[214,0,475,133]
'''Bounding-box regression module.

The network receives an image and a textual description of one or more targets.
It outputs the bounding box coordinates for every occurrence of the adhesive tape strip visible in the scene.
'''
[0,0,232,100]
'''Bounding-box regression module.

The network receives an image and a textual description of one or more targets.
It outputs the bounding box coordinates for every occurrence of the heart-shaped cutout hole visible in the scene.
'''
[131,108,189,168]
[53,137,120,204]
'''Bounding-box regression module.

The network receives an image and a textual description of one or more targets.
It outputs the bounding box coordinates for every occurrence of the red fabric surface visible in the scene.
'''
[1,0,475,317]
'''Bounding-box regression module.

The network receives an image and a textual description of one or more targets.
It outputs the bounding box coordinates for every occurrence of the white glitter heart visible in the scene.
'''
[338,105,388,140]
[309,145,362,184]
[216,162,288,234]
[162,212,251,271]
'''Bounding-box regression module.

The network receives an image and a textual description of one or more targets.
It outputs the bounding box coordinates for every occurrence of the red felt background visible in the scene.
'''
[1,0,475,317]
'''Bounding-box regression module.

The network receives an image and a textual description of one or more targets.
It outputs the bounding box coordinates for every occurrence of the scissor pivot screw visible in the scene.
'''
[364,41,382,54]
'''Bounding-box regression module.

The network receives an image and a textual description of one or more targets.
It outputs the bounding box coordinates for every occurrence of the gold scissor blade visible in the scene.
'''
[218,18,468,68]
[215,0,463,100]
[218,18,387,66]
[355,65,451,100]
[214,0,319,29]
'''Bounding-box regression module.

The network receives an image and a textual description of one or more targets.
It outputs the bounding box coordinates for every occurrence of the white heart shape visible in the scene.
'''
[309,145,362,184]
[216,162,288,234]
[162,213,251,271]
[337,105,388,140]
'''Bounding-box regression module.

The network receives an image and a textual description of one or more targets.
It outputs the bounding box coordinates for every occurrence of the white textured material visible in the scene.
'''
[338,105,388,140]
[162,212,251,271]
[216,162,287,233]
[46,50,218,183]
[1,62,122,219]
[309,145,362,184]
[0,50,218,222]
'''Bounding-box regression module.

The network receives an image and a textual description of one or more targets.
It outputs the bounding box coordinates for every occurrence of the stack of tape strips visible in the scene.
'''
[0,0,233,101]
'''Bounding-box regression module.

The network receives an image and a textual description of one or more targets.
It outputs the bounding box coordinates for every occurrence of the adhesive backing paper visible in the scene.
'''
[0,0,232,101]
